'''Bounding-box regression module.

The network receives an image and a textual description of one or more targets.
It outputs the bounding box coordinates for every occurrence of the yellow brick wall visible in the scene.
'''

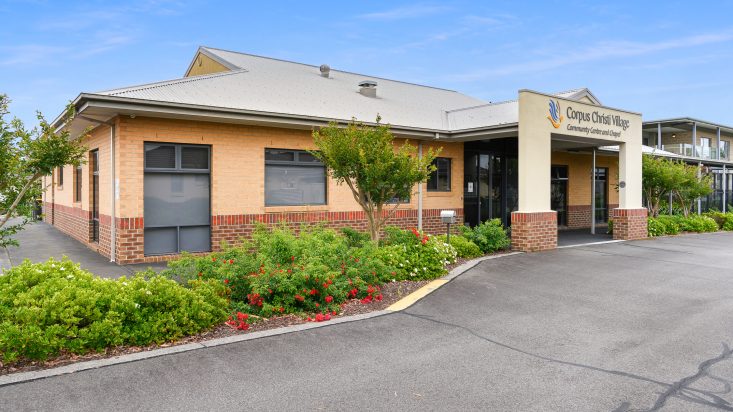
[116,117,464,219]
[42,124,113,216]
[551,151,619,207]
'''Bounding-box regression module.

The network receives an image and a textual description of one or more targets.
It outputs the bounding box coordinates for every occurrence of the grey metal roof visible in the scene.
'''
[643,117,733,134]
[86,46,600,133]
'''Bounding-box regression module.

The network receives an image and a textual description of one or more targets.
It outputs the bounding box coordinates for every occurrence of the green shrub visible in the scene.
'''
[704,211,726,229]
[676,215,718,233]
[0,258,228,363]
[458,219,510,253]
[436,234,483,258]
[655,215,681,235]
[164,224,393,317]
[723,213,733,231]
[377,227,457,280]
[647,217,666,237]
[340,227,370,248]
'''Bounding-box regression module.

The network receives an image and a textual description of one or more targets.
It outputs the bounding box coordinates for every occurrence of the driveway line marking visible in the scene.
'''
[557,240,624,249]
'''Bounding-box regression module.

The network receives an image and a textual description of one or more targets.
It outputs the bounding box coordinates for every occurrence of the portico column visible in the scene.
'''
[511,91,557,252]
[611,141,648,240]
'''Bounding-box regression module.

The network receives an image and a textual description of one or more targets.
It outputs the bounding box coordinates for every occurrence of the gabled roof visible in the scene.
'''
[58,46,603,136]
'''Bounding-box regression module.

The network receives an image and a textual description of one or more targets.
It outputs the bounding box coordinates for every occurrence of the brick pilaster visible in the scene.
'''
[511,211,557,252]
[611,208,648,240]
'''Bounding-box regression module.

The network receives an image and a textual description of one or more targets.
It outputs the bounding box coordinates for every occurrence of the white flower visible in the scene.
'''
[60,267,65,271]
[66,274,73,280]
[134,303,140,309]
[145,290,152,295]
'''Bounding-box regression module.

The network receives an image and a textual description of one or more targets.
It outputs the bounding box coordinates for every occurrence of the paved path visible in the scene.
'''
[4,233,733,411]
[2,219,165,277]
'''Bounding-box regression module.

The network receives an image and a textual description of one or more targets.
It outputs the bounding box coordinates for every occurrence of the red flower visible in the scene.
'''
[236,312,248,321]
[307,316,313,321]
[315,303,320,308]
[291,256,296,261]
[324,314,331,321]
[237,321,249,331]
[223,279,229,285]
[360,296,372,304]
[325,295,333,303]
[295,294,304,302]
[367,286,375,294]
[229,259,234,264]
[309,289,317,296]
[331,311,337,316]
[315,313,325,322]
[322,282,329,289]
[212,257,217,262]
[375,294,383,301]
[279,306,284,313]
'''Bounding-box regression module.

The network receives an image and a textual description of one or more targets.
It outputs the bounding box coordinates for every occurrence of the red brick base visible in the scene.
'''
[611,208,648,240]
[42,205,464,265]
[511,211,557,252]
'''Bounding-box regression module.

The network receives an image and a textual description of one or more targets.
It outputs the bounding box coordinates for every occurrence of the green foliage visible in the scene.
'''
[377,227,457,280]
[458,219,510,253]
[0,258,228,362]
[0,95,88,246]
[164,224,395,317]
[642,154,713,218]
[340,227,371,248]
[311,118,439,240]
[676,215,718,233]
[436,234,483,258]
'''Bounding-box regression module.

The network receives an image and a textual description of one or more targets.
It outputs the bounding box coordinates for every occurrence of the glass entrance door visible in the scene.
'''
[594,167,608,223]
[551,166,568,226]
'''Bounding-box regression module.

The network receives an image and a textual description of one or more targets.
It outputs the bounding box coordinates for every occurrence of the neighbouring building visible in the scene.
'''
[43,46,648,264]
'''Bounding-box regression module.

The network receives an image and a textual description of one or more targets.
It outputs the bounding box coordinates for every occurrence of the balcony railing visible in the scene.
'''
[662,144,729,161]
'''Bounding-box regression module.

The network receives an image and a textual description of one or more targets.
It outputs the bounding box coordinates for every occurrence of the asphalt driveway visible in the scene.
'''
[3,233,733,411]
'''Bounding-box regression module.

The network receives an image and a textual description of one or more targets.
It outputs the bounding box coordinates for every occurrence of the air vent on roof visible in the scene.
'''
[319,64,330,78]
[358,80,377,98]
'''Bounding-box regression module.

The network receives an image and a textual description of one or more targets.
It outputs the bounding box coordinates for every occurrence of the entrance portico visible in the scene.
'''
[511,90,646,252]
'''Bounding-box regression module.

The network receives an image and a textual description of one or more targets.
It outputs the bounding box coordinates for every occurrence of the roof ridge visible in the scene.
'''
[201,46,463,93]
[445,99,516,113]
[100,69,247,96]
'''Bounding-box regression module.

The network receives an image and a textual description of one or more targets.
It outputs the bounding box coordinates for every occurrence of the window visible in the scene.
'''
[427,157,451,192]
[265,149,326,206]
[74,165,82,202]
[57,166,64,187]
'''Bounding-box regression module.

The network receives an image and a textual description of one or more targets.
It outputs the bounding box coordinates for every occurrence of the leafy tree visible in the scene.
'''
[642,154,712,217]
[642,155,684,217]
[0,95,88,247]
[674,163,713,217]
[311,118,438,241]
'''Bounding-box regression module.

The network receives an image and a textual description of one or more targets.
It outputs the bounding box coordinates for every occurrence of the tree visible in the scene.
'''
[674,163,713,217]
[311,118,439,241]
[642,154,713,217]
[0,95,88,247]
[642,155,684,217]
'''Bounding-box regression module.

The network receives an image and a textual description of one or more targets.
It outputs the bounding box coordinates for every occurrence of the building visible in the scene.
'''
[43,46,646,264]
[642,118,733,213]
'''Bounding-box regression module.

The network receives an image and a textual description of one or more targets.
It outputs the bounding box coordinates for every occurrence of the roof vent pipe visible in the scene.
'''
[319,64,330,78]
[358,80,377,98]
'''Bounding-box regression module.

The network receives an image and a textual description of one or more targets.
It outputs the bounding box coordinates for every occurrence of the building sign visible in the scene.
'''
[548,98,632,139]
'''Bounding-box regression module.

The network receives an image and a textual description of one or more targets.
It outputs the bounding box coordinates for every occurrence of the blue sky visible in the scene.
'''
[2,0,733,128]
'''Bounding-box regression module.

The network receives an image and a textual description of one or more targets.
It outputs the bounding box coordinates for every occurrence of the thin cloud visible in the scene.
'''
[358,4,450,21]
[446,31,733,81]
[0,44,67,66]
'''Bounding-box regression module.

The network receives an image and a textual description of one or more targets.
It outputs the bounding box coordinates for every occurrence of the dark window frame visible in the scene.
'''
[144,143,210,174]
[74,165,82,202]
[427,157,451,192]
[264,148,327,206]
[57,166,64,187]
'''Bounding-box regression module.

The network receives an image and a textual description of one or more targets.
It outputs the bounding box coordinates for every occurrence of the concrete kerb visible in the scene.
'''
[0,251,523,387]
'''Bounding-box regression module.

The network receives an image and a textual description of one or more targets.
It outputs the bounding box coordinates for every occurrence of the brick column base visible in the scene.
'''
[611,208,648,240]
[511,211,557,252]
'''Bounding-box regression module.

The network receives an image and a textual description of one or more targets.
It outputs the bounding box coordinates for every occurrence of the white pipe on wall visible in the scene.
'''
[109,123,116,263]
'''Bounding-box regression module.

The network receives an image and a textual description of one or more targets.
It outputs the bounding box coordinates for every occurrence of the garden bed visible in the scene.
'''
[0,279,428,376]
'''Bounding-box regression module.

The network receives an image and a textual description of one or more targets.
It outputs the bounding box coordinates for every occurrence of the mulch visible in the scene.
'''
[0,279,430,377]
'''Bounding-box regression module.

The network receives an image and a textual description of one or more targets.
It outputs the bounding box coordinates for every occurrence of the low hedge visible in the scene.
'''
[0,258,228,362]
[436,234,483,259]
[703,211,733,231]
[648,214,717,237]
